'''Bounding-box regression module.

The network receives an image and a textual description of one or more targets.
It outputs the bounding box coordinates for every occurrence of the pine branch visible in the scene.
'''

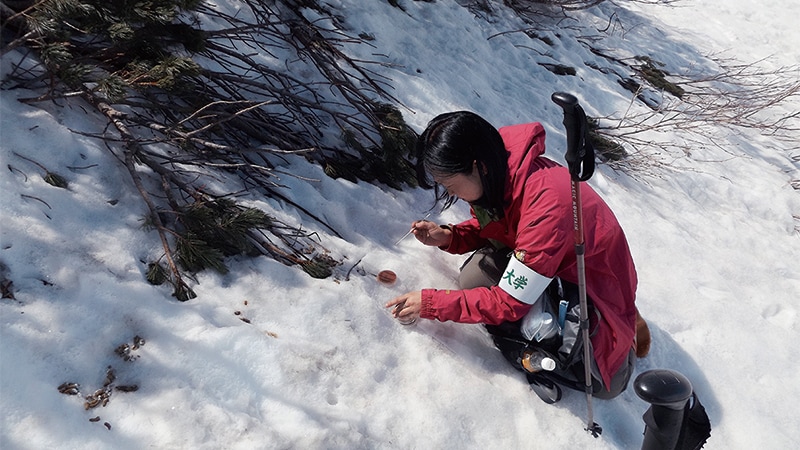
[79,91,194,300]
[4,0,423,292]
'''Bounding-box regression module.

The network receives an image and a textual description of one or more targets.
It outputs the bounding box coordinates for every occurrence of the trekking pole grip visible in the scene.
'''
[551,92,595,182]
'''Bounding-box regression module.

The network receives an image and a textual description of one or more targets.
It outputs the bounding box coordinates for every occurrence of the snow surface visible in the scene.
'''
[1,0,799,448]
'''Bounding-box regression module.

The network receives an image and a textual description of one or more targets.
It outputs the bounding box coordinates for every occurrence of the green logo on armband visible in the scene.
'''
[498,253,552,305]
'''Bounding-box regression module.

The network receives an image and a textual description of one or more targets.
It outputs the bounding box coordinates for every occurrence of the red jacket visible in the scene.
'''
[419,122,638,388]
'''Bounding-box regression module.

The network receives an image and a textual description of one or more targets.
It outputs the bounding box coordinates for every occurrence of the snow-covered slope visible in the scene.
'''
[1,0,798,448]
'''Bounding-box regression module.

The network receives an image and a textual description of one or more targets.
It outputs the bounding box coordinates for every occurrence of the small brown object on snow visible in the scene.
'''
[635,309,651,358]
[376,270,397,285]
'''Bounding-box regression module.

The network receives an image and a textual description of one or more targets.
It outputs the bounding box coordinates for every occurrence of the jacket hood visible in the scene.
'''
[498,122,548,202]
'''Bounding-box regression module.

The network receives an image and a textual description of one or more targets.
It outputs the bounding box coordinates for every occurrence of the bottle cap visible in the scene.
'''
[541,357,556,371]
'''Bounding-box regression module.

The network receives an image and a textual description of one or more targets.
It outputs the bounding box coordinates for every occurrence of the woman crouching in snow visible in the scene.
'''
[385,111,650,403]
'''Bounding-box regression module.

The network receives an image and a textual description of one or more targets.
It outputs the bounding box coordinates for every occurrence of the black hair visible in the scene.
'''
[415,111,508,217]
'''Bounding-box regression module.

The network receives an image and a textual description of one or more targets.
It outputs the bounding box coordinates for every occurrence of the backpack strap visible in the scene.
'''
[676,393,712,450]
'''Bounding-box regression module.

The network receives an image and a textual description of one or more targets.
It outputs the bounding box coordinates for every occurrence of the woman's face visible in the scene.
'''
[433,162,484,203]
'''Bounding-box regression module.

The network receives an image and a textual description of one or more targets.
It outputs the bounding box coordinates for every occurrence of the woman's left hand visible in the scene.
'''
[385,291,422,323]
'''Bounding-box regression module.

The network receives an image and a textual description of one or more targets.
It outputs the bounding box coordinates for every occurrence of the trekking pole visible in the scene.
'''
[551,92,602,438]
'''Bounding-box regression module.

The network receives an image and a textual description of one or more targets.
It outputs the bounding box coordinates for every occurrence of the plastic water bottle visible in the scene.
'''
[520,349,557,373]
[521,311,559,342]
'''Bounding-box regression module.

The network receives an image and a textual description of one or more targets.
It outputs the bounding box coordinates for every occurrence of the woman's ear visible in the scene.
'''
[474,160,488,175]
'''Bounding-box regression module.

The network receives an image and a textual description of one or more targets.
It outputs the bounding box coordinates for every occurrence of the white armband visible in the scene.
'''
[498,254,552,305]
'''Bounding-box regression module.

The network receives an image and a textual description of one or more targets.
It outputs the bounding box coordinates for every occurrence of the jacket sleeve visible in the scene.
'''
[441,212,490,254]
[419,286,531,325]
[513,170,575,277]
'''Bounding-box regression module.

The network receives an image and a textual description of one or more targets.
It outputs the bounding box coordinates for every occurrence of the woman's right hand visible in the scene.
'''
[411,220,452,247]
